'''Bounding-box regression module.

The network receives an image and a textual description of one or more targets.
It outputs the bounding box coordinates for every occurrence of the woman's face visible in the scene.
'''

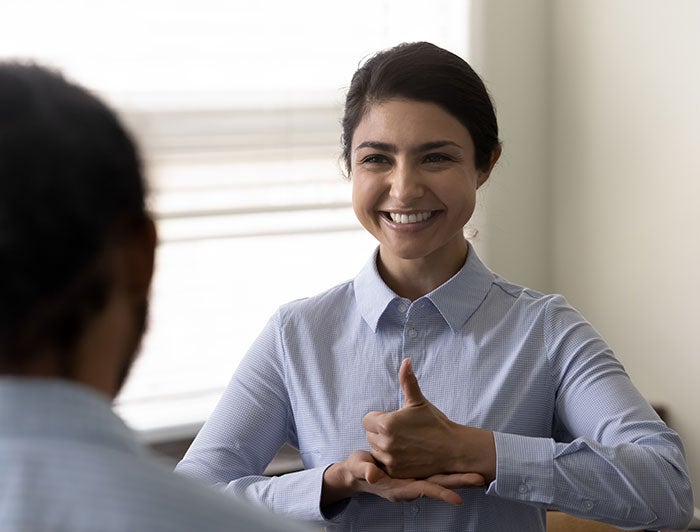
[351,98,493,275]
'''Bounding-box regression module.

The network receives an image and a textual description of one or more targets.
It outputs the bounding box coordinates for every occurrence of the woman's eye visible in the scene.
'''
[423,153,452,163]
[361,154,390,165]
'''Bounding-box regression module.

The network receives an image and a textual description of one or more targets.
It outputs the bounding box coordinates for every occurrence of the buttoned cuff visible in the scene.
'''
[486,432,556,505]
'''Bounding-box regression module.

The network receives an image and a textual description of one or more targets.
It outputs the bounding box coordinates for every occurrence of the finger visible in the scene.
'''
[364,430,387,451]
[426,472,486,489]
[407,481,463,506]
[435,486,463,506]
[367,446,391,471]
[363,462,386,485]
[362,411,383,433]
[365,432,391,466]
[399,358,425,407]
[371,477,463,505]
[347,450,385,484]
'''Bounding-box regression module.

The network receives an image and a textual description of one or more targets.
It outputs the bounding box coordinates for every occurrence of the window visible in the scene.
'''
[3,0,470,442]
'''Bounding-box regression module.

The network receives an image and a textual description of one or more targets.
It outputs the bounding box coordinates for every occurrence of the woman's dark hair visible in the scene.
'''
[0,62,148,375]
[341,41,500,174]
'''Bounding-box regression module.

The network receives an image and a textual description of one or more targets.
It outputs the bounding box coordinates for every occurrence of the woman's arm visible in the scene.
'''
[361,298,694,530]
[487,296,694,529]
[175,313,330,523]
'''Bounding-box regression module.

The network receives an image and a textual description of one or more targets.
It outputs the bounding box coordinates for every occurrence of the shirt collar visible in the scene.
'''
[427,243,495,332]
[354,247,399,332]
[354,242,495,333]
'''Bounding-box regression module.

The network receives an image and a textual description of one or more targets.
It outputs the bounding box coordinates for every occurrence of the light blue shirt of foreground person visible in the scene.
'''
[177,243,694,531]
[0,379,309,532]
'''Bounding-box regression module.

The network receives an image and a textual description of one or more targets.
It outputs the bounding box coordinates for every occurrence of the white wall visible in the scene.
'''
[472,0,699,504]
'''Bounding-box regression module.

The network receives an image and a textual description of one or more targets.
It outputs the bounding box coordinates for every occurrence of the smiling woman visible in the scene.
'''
[174,41,693,532]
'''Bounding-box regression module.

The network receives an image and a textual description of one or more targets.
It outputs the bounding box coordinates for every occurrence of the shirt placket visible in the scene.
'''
[401,300,425,375]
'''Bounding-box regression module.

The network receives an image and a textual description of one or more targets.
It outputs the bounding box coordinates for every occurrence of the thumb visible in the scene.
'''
[363,462,387,485]
[399,358,425,407]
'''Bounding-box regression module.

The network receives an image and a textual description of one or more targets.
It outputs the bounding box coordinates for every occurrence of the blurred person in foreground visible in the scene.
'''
[0,62,308,532]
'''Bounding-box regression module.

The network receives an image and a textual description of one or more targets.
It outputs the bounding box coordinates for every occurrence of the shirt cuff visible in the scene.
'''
[486,431,556,505]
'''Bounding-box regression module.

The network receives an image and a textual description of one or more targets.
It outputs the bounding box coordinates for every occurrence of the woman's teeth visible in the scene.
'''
[388,211,434,224]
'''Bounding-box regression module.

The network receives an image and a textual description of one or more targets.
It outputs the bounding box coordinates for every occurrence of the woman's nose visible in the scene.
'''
[389,163,424,203]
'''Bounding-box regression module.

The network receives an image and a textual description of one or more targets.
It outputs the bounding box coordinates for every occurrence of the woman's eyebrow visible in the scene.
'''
[354,140,462,153]
[355,141,396,153]
[415,140,462,152]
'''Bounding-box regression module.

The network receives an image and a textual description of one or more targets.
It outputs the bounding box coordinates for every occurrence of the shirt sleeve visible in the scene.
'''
[486,295,694,531]
[174,310,335,524]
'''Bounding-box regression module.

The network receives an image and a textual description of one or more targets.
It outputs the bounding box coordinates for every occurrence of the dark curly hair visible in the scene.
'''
[0,62,148,376]
[341,41,501,175]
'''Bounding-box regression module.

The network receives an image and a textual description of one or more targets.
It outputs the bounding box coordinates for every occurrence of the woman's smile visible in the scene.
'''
[382,210,438,225]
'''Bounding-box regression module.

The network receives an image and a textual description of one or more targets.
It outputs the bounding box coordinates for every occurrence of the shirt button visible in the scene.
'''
[411,504,419,513]
[583,500,594,510]
[398,303,408,313]
[408,328,418,338]
[518,484,529,494]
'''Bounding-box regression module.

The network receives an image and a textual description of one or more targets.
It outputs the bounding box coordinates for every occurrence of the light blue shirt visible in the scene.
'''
[0,378,308,532]
[177,244,694,531]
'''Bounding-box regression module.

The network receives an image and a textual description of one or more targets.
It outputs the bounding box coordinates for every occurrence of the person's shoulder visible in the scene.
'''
[276,277,355,321]
[491,273,548,302]
[490,274,572,315]
[0,439,304,532]
[114,452,306,532]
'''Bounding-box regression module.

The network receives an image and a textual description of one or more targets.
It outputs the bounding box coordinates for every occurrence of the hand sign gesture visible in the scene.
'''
[322,450,466,506]
[321,359,490,508]
[362,359,496,483]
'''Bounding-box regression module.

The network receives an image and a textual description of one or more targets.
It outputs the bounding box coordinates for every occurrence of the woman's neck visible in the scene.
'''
[377,244,469,301]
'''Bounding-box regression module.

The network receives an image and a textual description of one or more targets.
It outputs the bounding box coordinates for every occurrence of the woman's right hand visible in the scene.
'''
[321,450,483,507]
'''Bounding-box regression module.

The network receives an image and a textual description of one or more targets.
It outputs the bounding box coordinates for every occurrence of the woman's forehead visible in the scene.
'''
[353,99,473,151]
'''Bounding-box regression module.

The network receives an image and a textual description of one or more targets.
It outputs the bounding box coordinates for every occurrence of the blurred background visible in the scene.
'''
[2,0,698,505]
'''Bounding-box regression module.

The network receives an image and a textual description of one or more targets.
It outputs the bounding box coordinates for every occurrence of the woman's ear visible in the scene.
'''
[477,144,503,188]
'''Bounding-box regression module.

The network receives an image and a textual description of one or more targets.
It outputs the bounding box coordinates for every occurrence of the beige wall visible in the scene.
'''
[472,0,699,503]
[469,0,552,290]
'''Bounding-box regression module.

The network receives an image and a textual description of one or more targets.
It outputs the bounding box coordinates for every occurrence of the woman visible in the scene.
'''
[176,42,693,531]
